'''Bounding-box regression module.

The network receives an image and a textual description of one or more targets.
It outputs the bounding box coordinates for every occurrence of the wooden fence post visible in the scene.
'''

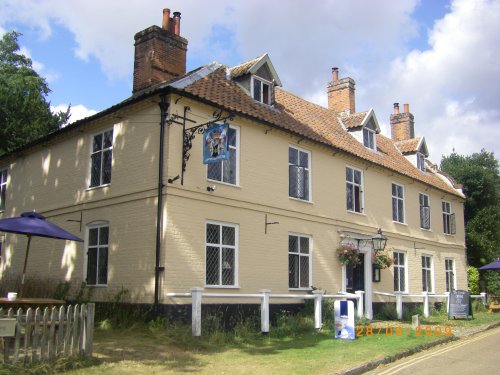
[423,291,430,318]
[85,303,95,356]
[313,290,324,330]
[13,308,23,363]
[191,287,203,337]
[23,308,33,364]
[49,308,57,360]
[72,305,79,356]
[79,304,86,354]
[41,307,49,360]
[64,305,73,356]
[57,306,65,356]
[260,289,271,334]
[32,308,41,362]
[395,292,403,320]
[355,291,364,319]
[480,292,487,306]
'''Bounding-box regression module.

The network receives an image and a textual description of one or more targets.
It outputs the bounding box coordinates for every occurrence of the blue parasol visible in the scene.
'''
[479,259,500,271]
[0,211,83,297]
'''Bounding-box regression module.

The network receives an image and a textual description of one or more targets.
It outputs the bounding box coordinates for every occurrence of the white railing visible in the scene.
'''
[167,288,364,336]
[374,291,487,319]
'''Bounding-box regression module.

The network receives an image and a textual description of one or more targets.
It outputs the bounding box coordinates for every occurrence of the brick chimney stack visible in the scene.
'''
[132,8,188,93]
[327,67,356,115]
[390,103,415,141]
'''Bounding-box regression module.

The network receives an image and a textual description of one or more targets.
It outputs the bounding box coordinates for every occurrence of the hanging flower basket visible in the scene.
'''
[336,243,361,266]
[373,250,393,269]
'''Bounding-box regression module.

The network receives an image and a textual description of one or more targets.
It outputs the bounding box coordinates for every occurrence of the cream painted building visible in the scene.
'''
[0,9,466,318]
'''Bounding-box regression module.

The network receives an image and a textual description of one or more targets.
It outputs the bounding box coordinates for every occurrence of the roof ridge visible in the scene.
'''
[229,54,266,70]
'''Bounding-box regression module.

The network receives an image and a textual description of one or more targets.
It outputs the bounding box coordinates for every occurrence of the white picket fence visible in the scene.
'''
[0,303,95,364]
[374,291,487,319]
[167,288,364,336]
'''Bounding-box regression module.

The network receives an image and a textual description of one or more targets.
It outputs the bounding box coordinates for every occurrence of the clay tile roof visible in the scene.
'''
[395,138,421,154]
[229,56,264,79]
[179,66,463,198]
[340,112,368,129]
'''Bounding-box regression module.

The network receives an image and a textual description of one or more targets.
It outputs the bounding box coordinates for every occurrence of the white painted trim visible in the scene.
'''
[250,75,273,105]
[419,192,431,230]
[346,165,364,213]
[421,254,434,293]
[393,250,408,293]
[87,127,114,189]
[204,220,239,288]
[247,53,283,86]
[391,182,406,224]
[288,144,312,202]
[83,220,110,287]
[288,232,313,289]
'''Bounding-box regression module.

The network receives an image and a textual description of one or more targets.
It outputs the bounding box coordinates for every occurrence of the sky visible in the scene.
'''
[1,0,499,162]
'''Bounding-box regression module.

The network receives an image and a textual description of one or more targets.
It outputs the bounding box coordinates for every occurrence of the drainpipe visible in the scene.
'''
[154,95,169,314]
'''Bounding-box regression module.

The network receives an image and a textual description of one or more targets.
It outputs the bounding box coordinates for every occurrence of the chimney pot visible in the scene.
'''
[393,103,400,114]
[332,67,339,81]
[162,8,171,30]
[173,11,181,35]
[404,103,409,113]
[133,8,188,93]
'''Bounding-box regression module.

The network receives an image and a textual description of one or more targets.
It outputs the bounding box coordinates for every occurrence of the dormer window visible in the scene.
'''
[417,152,426,172]
[252,76,271,105]
[363,127,376,150]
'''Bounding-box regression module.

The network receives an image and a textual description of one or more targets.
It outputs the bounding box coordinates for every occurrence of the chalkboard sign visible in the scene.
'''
[448,290,473,319]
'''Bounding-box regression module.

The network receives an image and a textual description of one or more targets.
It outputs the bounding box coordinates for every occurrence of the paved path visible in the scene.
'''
[368,326,500,374]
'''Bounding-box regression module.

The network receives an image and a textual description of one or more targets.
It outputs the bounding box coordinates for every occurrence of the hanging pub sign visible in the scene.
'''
[203,124,229,164]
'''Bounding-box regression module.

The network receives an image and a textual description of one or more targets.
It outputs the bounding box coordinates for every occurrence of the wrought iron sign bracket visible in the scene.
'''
[181,109,235,185]
[264,214,280,234]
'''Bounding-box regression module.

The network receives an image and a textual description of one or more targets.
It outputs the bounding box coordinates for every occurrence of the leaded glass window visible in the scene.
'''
[90,129,113,187]
[206,222,237,286]
[288,234,311,289]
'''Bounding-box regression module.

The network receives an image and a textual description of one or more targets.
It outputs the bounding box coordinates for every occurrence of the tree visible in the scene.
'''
[0,31,70,155]
[441,150,500,266]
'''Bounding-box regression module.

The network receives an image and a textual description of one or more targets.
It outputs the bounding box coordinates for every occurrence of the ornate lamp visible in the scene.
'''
[371,228,387,253]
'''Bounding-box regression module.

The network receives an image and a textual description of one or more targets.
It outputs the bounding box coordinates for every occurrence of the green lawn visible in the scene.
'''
[2,311,499,375]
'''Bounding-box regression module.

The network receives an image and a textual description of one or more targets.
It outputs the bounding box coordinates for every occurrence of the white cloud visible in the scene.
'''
[2,0,499,160]
[373,0,500,159]
[51,104,97,125]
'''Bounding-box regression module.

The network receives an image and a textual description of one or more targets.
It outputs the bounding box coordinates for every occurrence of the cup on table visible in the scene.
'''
[7,292,17,300]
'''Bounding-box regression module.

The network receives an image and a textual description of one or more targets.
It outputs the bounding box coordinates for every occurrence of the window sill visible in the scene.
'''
[86,183,111,192]
[207,179,241,188]
[347,210,366,216]
[392,221,407,226]
[443,233,455,237]
[289,197,313,204]
[420,227,432,232]
[85,284,108,288]
[288,288,313,292]
[204,285,240,289]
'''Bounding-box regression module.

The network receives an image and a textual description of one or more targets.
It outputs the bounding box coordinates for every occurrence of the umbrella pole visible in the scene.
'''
[19,234,32,298]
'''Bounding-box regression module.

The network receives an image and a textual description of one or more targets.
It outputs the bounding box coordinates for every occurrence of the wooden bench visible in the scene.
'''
[488,296,500,313]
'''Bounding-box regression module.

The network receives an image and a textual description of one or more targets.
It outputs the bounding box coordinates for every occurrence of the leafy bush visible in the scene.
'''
[271,311,314,338]
[53,281,72,300]
[467,266,480,294]
[374,303,398,320]
[483,270,500,296]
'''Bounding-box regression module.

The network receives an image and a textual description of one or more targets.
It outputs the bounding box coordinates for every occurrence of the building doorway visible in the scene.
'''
[346,253,365,294]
